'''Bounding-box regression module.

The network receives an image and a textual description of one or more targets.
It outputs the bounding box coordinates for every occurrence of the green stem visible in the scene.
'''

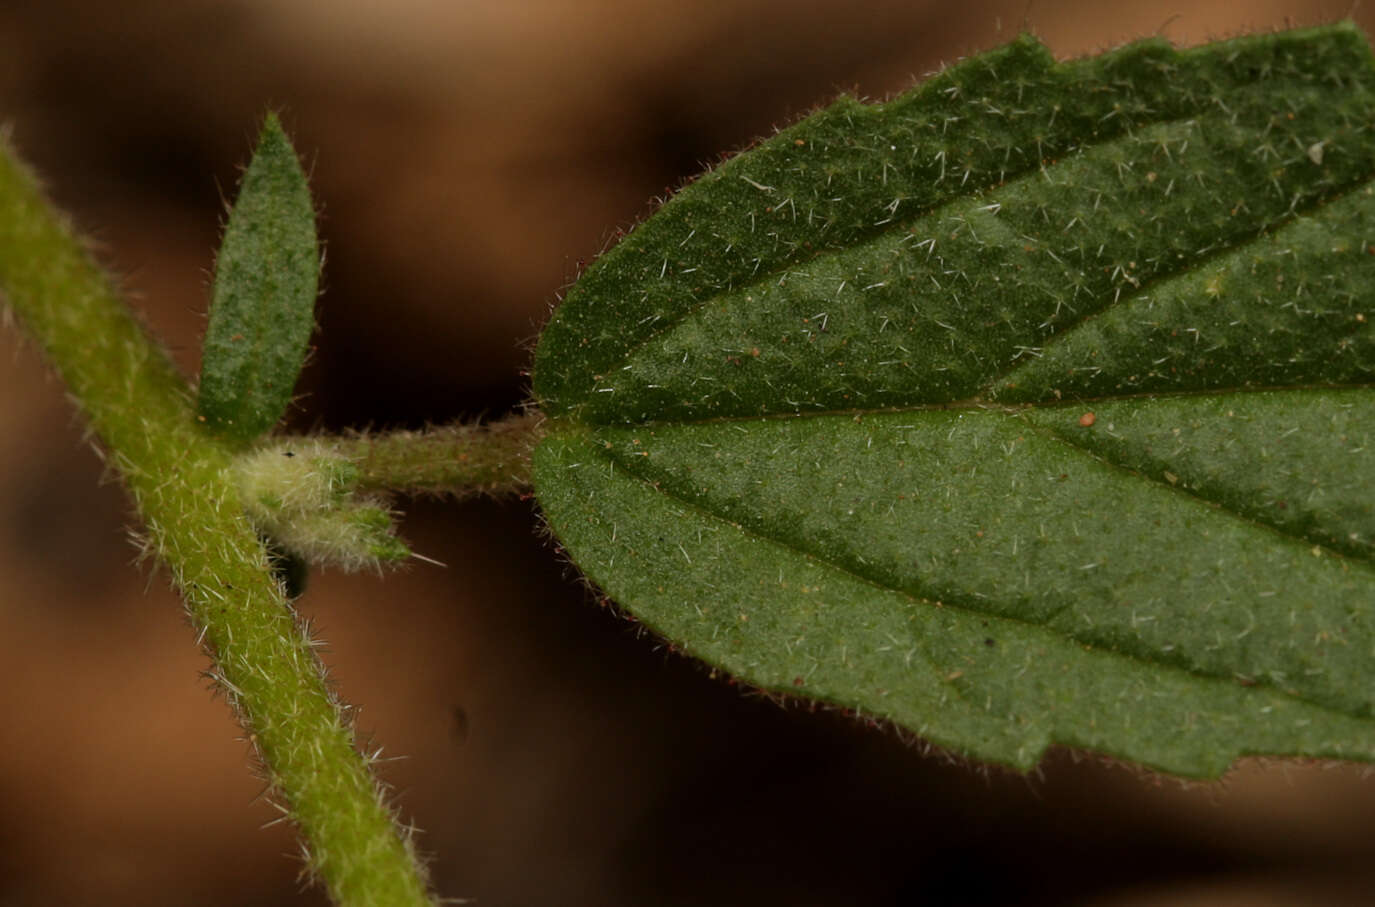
[0,140,435,906]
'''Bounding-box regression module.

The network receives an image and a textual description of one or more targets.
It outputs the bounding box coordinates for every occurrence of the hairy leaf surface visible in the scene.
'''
[531,25,1375,775]
[198,113,318,441]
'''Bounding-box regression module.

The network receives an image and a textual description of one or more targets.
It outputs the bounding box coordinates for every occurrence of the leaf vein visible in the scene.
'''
[592,443,1358,711]
[1019,415,1375,567]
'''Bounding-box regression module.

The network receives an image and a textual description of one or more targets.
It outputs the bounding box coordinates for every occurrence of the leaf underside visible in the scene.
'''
[198,113,318,442]
[531,25,1375,775]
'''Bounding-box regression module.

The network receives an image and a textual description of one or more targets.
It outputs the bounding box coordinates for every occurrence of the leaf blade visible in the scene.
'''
[198,112,319,441]
[535,431,1375,775]
[535,24,1375,420]
[532,25,1375,774]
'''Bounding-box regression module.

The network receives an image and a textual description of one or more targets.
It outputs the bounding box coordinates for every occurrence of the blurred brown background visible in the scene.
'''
[3,1,1375,905]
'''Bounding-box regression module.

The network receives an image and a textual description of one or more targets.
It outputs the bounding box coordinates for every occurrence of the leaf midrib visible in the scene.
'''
[563,382,1375,429]
[560,381,1374,561]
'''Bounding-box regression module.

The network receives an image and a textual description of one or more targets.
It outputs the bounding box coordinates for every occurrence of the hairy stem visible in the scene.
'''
[316,413,542,496]
[0,140,434,906]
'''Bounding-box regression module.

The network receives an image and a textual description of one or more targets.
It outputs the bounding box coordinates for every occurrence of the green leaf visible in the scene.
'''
[198,112,318,441]
[530,24,1375,776]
